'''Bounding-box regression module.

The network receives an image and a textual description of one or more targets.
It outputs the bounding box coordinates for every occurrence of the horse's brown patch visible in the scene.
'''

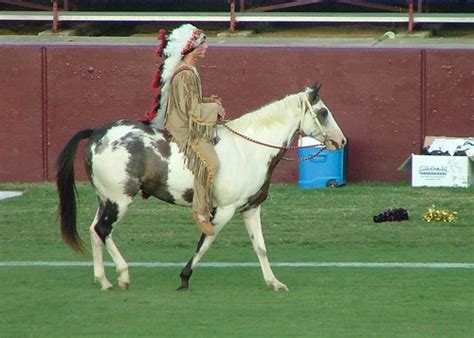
[156,139,171,159]
[182,188,194,204]
[142,152,175,203]
[93,135,110,155]
[308,82,322,104]
[239,148,286,212]
[123,136,175,203]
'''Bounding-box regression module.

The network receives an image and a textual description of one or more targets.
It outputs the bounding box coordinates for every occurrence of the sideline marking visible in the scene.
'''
[1,261,473,269]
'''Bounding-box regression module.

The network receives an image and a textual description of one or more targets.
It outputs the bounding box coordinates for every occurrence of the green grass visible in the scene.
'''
[0,182,473,337]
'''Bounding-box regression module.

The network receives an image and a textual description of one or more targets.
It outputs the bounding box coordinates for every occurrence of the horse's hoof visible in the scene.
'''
[118,281,129,290]
[96,276,113,291]
[176,286,189,292]
[275,286,289,292]
[273,283,289,292]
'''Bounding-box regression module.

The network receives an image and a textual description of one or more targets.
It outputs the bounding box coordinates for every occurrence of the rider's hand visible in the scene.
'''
[218,107,226,121]
[210,95,221,102]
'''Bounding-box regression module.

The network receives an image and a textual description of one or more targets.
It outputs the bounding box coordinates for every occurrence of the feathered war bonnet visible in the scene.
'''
[145,24,206,128]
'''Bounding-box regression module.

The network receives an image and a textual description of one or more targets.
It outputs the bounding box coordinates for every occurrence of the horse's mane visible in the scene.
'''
[225,92,302,132]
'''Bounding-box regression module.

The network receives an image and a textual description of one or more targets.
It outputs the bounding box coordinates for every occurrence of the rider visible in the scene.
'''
[145,24,225,236]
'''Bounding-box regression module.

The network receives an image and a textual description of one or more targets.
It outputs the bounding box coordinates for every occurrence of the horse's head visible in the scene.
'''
[300,83,346,151]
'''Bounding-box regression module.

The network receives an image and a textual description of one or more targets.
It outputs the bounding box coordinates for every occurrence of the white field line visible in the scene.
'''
[1,261,474,269]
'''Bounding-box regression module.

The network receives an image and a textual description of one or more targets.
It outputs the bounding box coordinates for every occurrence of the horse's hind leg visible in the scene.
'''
[90,197,131,290]
[242,206,288,292]
[90,205,112,290]
[106,231,131,289]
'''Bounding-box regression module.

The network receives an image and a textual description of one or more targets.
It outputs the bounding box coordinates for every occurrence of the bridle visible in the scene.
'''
[300,92,328,143]
[221,92,329,162]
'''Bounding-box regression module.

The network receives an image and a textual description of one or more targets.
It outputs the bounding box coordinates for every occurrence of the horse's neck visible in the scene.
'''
[227,93,302,147]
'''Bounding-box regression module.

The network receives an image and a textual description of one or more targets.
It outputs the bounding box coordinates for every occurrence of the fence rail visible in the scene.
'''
[2,10,474,23]
[1,0,474,33]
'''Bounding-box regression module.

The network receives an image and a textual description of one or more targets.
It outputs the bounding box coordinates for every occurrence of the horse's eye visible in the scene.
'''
[318,108,328,119]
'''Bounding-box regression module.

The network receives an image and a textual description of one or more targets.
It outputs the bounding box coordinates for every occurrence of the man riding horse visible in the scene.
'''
[56,24,346,291]
[145,24,226,236]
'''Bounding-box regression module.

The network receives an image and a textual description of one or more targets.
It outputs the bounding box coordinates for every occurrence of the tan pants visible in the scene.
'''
[190,139,219,217]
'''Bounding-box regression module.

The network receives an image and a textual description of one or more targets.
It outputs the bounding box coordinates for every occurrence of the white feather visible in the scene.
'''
[151,24,205,129]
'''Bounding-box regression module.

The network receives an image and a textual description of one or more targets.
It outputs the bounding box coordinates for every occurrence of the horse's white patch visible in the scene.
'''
[101,123,158,151]
[167,143,194,205]
[0,191,23,201]
[92,138,133,202]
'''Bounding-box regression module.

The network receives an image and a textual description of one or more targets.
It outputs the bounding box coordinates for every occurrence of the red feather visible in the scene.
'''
[145,109,157,123]
[143,28,167,123]
[156,29,167,57]
[150,69,161,92]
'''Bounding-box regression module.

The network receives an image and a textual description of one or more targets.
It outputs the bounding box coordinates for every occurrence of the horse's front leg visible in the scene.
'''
[242,206,288,292]
[177,207,235,291]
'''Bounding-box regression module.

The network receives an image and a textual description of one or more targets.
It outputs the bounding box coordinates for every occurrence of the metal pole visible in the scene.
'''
[407,0,414,34]
[230,0,236,33]
[52,0,58,33]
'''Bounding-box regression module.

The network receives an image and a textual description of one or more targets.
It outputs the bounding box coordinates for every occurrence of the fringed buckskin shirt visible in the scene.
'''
[165,63,220,145]
[164,62,221,215]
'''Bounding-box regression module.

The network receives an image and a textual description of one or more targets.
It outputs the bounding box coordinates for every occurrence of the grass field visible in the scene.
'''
[0,182,473,337]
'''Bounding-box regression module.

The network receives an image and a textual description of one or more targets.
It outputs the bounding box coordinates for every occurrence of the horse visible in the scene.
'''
[56,83,346,292]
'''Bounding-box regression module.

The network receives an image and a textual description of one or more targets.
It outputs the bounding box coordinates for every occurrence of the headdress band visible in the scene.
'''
[183,29,204,55]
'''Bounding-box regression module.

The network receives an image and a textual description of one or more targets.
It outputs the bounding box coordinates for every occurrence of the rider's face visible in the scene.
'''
[190,43,208,60]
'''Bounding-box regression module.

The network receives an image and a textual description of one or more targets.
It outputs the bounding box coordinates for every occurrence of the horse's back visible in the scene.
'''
[85,119,158,173]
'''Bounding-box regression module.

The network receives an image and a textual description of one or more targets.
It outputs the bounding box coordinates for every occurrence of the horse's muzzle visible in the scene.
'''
[326,138,346,150]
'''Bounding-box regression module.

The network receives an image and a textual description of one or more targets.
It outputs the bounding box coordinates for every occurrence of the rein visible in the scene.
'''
[220,93,327,162]
[221,123,326,162]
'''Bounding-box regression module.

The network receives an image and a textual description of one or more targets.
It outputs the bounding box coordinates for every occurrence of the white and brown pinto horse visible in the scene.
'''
[57,83,346,292]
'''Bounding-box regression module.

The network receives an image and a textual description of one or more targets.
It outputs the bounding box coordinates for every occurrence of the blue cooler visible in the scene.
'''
[298,137,347,189]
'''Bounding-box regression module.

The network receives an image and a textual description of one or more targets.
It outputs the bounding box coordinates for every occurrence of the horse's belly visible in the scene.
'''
[166,151,268,209]
[213,162,269,207]
[165,148,194,205]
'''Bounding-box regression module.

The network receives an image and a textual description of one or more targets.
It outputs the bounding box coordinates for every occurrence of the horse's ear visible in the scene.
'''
[308,82,322,103]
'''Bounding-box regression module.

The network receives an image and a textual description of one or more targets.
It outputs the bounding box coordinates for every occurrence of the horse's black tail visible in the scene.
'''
[56,128,94,254]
